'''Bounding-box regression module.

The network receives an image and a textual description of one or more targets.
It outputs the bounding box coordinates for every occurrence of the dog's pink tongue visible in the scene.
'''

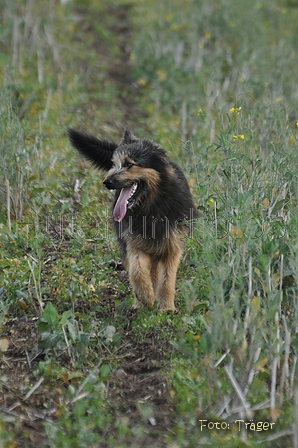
[113,185,134,222]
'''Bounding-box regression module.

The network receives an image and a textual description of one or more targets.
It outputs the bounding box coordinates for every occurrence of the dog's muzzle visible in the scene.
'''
[103,177,116,190]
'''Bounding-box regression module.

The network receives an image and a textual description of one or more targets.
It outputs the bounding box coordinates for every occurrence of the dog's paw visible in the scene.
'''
[158,306,178,313]
[132,299,143,309]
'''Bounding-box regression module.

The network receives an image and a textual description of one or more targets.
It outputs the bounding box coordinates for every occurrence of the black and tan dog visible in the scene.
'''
[68,128,198,311]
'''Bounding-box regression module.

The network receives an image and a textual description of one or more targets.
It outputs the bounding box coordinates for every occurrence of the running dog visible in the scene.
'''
[68,128,198,311]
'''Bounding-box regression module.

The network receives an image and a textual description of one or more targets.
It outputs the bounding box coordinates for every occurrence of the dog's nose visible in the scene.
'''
[103,177,114,189]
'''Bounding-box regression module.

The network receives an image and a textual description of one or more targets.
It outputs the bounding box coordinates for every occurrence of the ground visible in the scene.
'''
[1,296,175,447]
[0,3,176,447]
[1,1,298,447]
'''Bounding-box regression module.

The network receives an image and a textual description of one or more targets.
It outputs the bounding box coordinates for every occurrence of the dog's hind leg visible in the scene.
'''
[127,248,155,308]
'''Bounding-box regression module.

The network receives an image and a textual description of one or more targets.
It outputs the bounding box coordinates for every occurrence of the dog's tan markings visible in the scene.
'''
[123,156,136,166]
[111,153,136,170]
[130,166,160,195]
[107,153,122,175]
[111,151,127,170]
[111,166,160,196]
[126,245,155,308]
[155,231,184,311]
[150,261,160,295]
[127,231,184,311]
[166,165,176,178]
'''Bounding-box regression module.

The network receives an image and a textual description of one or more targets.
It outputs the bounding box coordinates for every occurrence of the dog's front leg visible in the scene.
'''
[127,248,154,308]
[156,248,183,311]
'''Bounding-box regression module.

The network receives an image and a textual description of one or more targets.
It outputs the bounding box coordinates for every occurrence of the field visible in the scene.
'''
[1,0,298,446]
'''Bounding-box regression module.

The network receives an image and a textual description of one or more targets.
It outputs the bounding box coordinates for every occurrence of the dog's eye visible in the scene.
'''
[126,163,134,169]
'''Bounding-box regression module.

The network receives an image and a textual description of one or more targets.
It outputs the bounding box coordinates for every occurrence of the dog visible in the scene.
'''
[68,127,199,311]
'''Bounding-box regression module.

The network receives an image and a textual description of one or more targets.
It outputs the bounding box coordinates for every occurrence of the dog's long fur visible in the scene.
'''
[68,128,199,311]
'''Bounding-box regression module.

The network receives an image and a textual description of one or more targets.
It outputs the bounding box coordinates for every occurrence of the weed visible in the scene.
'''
[0,86,33,224]
[132,0,298,445]
[1,0,298,446]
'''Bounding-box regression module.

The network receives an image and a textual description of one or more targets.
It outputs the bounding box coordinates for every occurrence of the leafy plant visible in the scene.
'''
[38,302,88,359]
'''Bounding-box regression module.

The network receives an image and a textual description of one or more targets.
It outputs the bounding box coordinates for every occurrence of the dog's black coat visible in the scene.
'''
[68,127,198,310]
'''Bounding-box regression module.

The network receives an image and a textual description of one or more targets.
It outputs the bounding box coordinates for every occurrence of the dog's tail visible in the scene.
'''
[68,128,117,171]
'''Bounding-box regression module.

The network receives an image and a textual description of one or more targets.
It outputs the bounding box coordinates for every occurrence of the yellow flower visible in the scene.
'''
[170,23,179,31]
[137,78,147,87]
[289,134,295,146]
[197,108,203,116]
[295,120,298,128]
[206,197,215,205]
[165,13,174,22]
[233,134,245,140]
[156,69,167,82]
[230,107,242,114]
[203,30,211,39]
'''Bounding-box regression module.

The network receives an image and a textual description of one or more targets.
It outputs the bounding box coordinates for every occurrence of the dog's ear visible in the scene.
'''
[120,127,138,145]
[68,129,117,171]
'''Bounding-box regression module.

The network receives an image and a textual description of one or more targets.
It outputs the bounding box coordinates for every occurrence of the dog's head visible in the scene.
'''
[68,128,168,222]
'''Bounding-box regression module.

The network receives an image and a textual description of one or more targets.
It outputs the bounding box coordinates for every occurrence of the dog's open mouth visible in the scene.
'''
[113,182,139,222]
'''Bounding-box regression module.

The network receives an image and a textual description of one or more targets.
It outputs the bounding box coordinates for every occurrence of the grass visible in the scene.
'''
[1,0,298,446]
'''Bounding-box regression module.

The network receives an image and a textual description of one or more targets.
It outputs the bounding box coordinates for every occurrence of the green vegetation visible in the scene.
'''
[1,0,298,446]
